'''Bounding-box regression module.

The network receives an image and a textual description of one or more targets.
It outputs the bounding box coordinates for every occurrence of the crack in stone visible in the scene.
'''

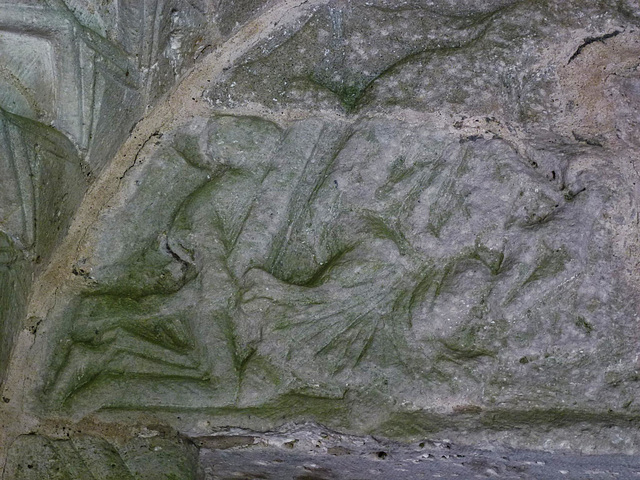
[567,29,623,64]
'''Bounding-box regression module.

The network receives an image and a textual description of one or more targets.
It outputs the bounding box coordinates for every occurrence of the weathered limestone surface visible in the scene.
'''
[1,0,640,477]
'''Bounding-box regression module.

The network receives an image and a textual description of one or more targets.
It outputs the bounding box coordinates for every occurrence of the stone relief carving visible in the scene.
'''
[0,0,214,171]
[0,0,218,388]
[40,114,631,426]
[1,0,640,475]
[0,109,85,386]
[3,432,199,480]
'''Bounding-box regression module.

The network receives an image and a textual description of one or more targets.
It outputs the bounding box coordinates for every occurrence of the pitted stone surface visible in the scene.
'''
[7,424,640,480]
[34,114,640,436]
[1,0,640,477]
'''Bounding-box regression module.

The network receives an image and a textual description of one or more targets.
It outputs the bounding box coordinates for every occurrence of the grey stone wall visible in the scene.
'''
[1,0,640,477]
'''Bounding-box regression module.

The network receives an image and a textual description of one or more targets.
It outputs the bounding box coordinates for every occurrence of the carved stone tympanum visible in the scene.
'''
[1,0,640,477]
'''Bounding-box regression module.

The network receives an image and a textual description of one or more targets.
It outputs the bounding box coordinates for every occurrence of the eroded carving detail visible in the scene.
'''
[0,0,218,389]
[3,432,199,480]
[41,115,620,421]
[1,0,639,464]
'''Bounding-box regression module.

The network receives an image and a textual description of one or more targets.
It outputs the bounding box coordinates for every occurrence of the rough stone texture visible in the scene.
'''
[4,431,200,480]
[7,423,640,480]
[1,0,640,477]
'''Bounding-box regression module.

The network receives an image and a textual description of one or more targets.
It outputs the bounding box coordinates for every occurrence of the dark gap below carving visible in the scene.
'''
[568,30,622,64]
